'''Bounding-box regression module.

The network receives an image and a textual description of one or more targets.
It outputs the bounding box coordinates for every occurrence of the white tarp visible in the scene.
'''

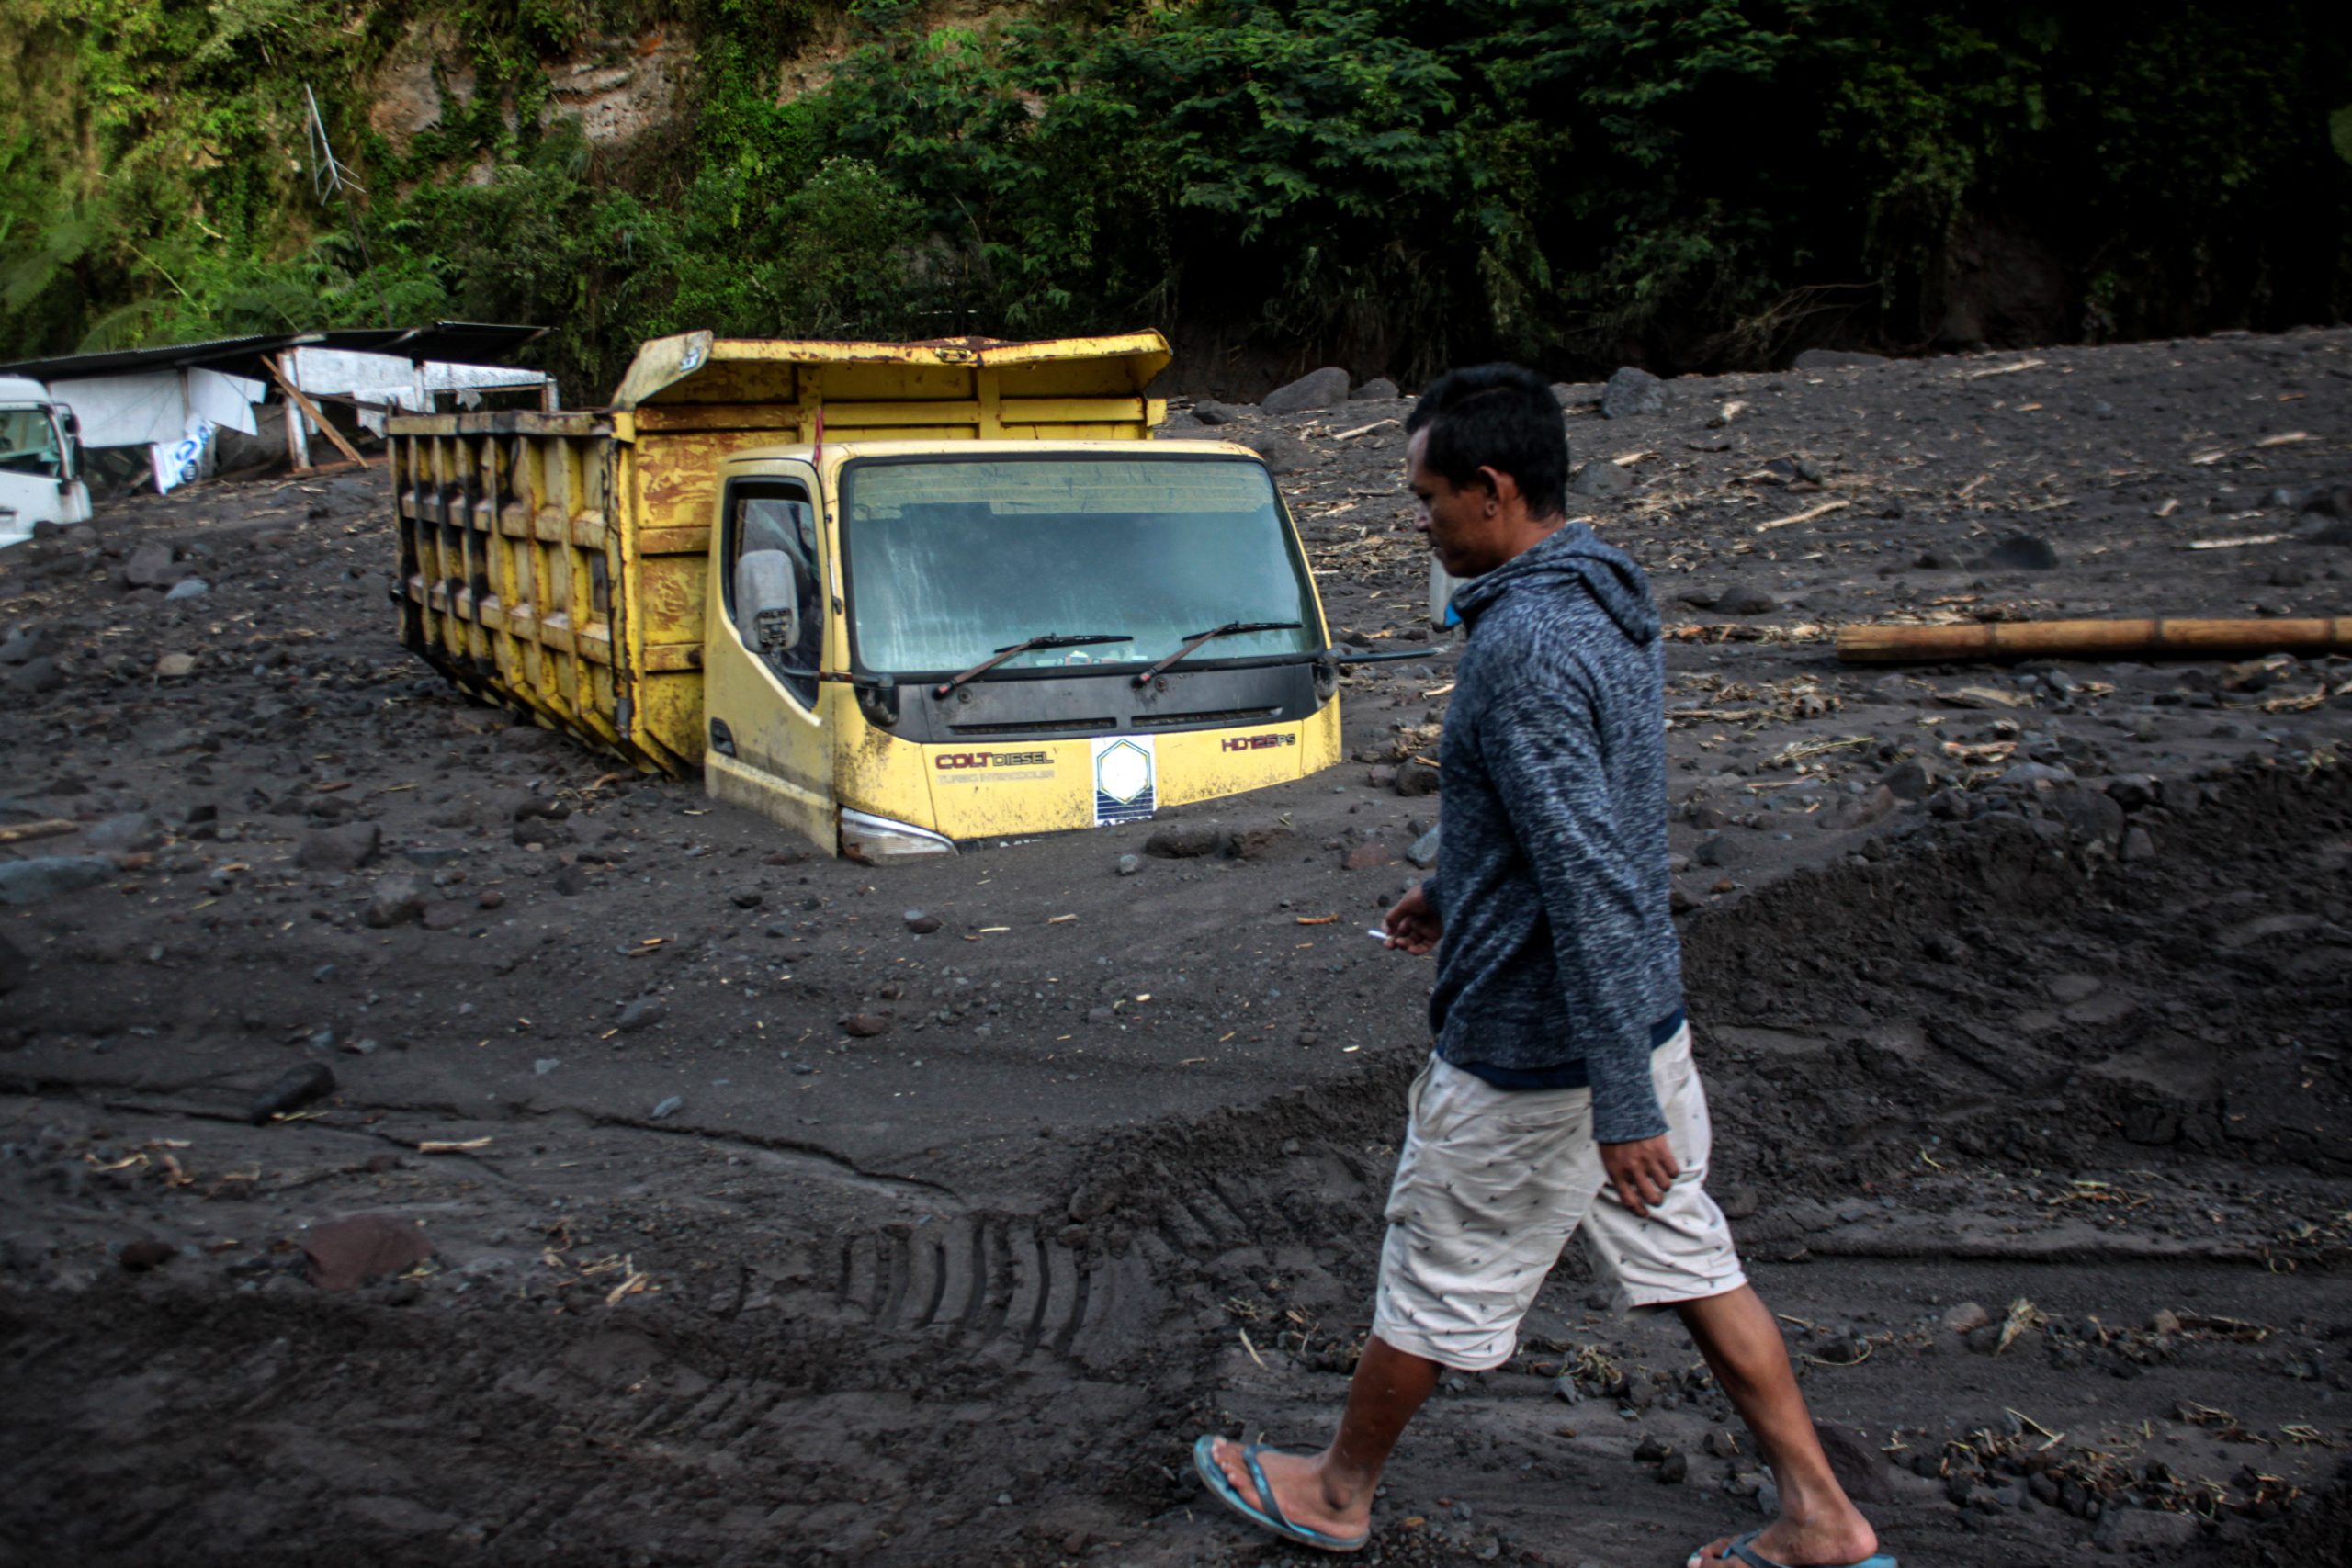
[288,346,547,410]
[56,367,264,449]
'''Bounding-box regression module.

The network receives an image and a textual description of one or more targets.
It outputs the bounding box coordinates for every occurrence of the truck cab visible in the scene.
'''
[703,439,1338,860]
[0,376,91,547]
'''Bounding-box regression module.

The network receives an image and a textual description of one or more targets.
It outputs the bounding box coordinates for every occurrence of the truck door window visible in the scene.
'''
[724,479,823,707]
[0,410,62,479]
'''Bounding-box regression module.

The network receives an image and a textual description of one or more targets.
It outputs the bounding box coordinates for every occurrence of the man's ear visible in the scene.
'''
[1478,465,1523,512]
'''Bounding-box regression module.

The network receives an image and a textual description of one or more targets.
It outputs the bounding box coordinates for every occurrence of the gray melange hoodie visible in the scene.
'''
[1423,522,1684,1143]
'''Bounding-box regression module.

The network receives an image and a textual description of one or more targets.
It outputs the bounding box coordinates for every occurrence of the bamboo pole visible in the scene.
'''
[1837,616,2352,665]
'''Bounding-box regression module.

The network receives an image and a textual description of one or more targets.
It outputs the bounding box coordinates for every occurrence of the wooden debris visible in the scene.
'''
[2187,534,2289,550]
[1755,499,1850,534]
[1962,358,2046,379]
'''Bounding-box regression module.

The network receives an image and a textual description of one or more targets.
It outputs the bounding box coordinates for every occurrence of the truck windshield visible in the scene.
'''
[840,456,1320,675]
[0,409,62,479]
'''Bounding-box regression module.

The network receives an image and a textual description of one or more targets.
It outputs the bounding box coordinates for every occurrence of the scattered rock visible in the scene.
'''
[1570,460,1632,499]
[1246,431,1317,475]
[1230,826,1301,862]
[154,652,198,679]
[1262,367,1351,414]
[248,1061,337,1124]
[1925,787,1971,821]
[0,855,113,906]
[1192,400,1245,425]
[1878,758,1938,800]
[1714,584,1779,616]
[616,998,668,1032]
[729,886,764,909]
[1351,378,1399,400]
[1394,761,1441,797]
[364,874,427,928]
[1941,1301,1993,1334]
[842,1012,892,1038]
[297,821,382,872]
[1407,824,1441,868]
[1657,1450,1689,1485]
[164,578,210,601]
[1114,852,1142,876]
[650,1095,684,1120]
[6,657,62,694]
[119,1239,177,1272]
[304,1213,435,1292]
[2120,824,2157,863]
[1341,842,1394,871]
[0,930,26,994]
[1144,824,1227,859]
[903,908,943,933]
[2048,784,2126,848]
[1984,534,2061,570]
[0,626,48,665]
[121,542,188,590]
[1601,367,1668,419]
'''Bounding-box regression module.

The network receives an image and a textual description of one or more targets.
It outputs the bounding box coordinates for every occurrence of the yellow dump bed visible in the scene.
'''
[388,333,1170,771]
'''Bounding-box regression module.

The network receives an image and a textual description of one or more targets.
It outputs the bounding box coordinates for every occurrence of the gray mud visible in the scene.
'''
[5,330,2352,1566]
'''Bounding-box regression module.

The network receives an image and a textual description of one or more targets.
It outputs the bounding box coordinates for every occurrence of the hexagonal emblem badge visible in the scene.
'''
[1091,736,1156,825]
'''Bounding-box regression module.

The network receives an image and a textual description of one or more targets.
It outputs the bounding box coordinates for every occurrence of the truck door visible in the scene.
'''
[701,462,838,849]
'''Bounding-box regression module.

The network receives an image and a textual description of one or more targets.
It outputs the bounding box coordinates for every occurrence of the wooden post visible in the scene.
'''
[283,378,311,471]
[269,354,366,468]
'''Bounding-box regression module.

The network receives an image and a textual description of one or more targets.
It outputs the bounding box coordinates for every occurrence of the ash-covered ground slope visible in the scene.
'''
[2,330,2349,1567]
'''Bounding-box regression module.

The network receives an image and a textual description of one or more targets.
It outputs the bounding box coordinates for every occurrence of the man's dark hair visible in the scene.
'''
[1404,364,1569,520]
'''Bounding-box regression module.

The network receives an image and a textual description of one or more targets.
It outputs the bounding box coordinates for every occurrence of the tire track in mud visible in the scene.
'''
[8,772,2351,1566]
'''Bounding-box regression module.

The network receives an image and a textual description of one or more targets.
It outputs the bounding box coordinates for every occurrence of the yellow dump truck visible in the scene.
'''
[389,331,1371,861]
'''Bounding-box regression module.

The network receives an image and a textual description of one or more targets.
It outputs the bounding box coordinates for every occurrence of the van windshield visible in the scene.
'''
[839,456,1321,675]
[0,408,62,479]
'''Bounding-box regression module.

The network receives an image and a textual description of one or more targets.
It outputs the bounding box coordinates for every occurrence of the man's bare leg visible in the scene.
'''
[1204,1334,1441,1540]
[1677,1286,1879,1566]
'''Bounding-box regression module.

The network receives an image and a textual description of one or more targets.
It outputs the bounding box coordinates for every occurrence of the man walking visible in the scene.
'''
[1193,365,1891,1568]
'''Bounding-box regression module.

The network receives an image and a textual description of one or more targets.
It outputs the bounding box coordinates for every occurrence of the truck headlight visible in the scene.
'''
[838,807,957,863]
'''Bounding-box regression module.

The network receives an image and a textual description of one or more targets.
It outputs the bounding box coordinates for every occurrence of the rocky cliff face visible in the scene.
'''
[367,22,698,155]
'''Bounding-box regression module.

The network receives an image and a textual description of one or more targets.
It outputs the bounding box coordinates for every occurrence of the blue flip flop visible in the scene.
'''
[1690,1529,1897,1568]
[1191,1435,1370,1554]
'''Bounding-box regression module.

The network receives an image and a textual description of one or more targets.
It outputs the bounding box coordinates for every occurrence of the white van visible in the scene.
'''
[0,375,92,547]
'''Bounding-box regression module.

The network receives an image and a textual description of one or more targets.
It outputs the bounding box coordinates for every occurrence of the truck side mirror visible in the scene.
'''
[733,549,801,658]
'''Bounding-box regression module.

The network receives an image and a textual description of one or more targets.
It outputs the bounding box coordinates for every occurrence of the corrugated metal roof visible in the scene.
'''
[0,322,547,383]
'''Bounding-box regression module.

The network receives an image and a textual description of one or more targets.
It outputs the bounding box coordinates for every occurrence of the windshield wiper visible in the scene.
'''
[932,633,1134,700]
[1131,621,1304,687]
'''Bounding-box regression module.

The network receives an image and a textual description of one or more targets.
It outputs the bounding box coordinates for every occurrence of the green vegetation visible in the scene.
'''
[4,0,2348,397]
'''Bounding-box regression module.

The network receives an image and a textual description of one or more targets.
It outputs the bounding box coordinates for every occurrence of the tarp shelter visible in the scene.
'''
[0,323,548,492]
[56,367,268,492]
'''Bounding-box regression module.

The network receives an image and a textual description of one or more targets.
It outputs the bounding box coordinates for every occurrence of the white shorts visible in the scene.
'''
[1371,1025,1746,1371]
